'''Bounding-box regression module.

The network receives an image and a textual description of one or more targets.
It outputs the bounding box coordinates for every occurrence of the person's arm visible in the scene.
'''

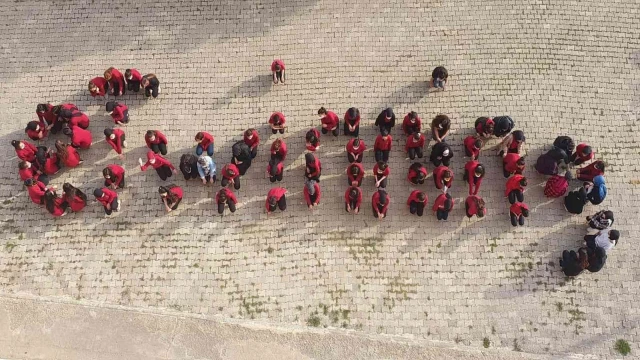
[432,126,441,142]
[138,158,148,171]
[197,164,206,182]
[440,129,450,139]
[500,136,510,156]
[162,197,171,212]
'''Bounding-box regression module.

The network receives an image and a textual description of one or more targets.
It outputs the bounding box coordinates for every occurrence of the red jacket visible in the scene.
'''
[306,158,322,178]
[145,131,168,147]
[405,134,425,152]
[306,128,321,151]
[222,164,240,180]
[347,163,364,184]
[108,68,125,92]
[106,128,125,154]
[111,103,128,124]
[509,202,529,216]
[321,111,339,130]
[373,163,390,179]
[27,181,47,204]
[269,112,286,126]
[374,135,392,151]
[127,69,143,82]
[407,190,428,206]
[402,115,422,135]
[303,183,322,205]
[90,77,108,97]
[96,188,118,207]
[42,153,60,175]
[465,195,485,217]
[371,192,390,214]
[69,111,90,129]
[197,132,214,150]
[105,164,125,186]
[37,104,56,125]
[15,141,38,162]
[503,153,523,174]
[407,165,427,182]
[475,118,494,135]
[465,160,483,195]
[25,120,48,141]
[344,109,361,127]
[48,197,67,217]
[271,60,285,71]
[19,166,37,181]
[463,136,480,159]
[61,146,81,168]
[265,187,287,210]
[267,160,284,176]
[67,194,86,212]
[344,187,362,208]
[433,165,453,189]
[140,154,175,171]
[432,193,453,212]
[505,174,526,196]
[270,140,287,160]
[243,130,259,148]
[575,143,594,162]
[216,188,237,204]
[71,127,92,149]
[167,186,183,201]
[578,162,604,182]
[346,139,367,155]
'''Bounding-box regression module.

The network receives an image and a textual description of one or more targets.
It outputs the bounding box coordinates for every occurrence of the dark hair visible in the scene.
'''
[380,128,389,136]
[273,138,282,149]
[62,126,73,136]
[218,190,228,203]
[103,167,113,178]
[317,107,327,115]
[195,132,205,141]
[125,69,132,78]
[63,183,87,202]
[594,161,605,171]
[51,105,62,115]
[474,139,483,149]
[142,74,157,86]
[104,67,115,80]
[105,101,116,112]
[159,185,178,203]
[474,164,485,177]
[55,140,68,162]
[409,111,417,120]
[384,108,393,118]
[11,140,21,149]
[104,128,113,137]
[348,107,358,120]
[432,115,450,130]
[349,188,359,199]
[377,161,388,171]
[521,208,530,217]
[36,104,49,113]
[44,190,58,214]
[603,210,614,221]
[352,139,360,147]
[443,199,453,211]
[19,161,28,170]
[26,121,39,131]
[519,177,528,187]
[516,157,526,166]
[513,130,525,142]
[413,132,422,140]
[88,80,97,92]
[146,130,156,138]
[306,130,318,144]
[417,192,426,202]
[275,63,282,71]
[582,146,592,155]
[272,113,281,124]
[410,162,423,172]
[268,196,277,205]
[609,230,620,241]
[350,164,361,176]
[244,129,255,137]
[305,153,316,165]
[443,169,452,179]
[378,190,388,204]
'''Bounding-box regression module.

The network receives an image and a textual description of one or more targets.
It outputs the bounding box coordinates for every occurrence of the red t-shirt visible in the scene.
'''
[67,194,86,212]
[145,131,168,147]
[344,187,362,208]
[303,183,322,205]
[105,164,125,186]
[347,163,365,184]
[371,192,390,214]
[269,112,286,126]
[373,164,390,178]
[90,77,108,97]
[402,115,422,135]
[346,139,367,155]
[503,153,522,173]
[405,134,425,151]
[575,143,594,162]
[27,181,47,204]
[270,60,285,71]
[265,187,287,211]
[140,154,175,171]
[432,194,453,212]
[433,165,453,189]
[407,165,427,182]
[15,141,38,162]
[321,111,339,129]
[270,141,287,160]
[222,164,240,180]
[96,188,118,207]
[463,136,480,159]
[509,202,529,216]
[374,135,392,151]
[216,188,237,204]
[72,127,92,149]
[127,69,143,82]
[197,132,214,150]
[407,190,428,206]
[244,130,260,148]
[61,146,81,168]
[106,128,125,154]
[505,174,526,196]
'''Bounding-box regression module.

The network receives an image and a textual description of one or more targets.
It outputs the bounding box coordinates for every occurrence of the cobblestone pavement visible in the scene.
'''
[0,0,639,358]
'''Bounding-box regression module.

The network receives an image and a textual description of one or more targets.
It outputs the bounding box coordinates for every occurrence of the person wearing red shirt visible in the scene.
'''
[244,129,260,158]
[373,161,390,188]
[93,187,120,216]
[106,102,129,125]
[576,160,605,182]
[503,153,525,178]
[63,183,87,213]
[374,129,392,162]
[36,103,57,127]
[159,185,183,212]
[267,157,284,183]
[55,140,81,168]
[59,109,90,130]
[570,144,594,166]
[63,126,92,149]
[306,128,321,152]
[509,202,529,226]
[432,193,453,221]
[50,103,79,134]
[372,189,390,220]
[145,130,168,155]
[104,128,126,159]
[465,195,486,218]
[139,151,176,181]
[18,161,49,185]
[25,120,48,141]
[544,174,569,198]
[346,138,366,163]
[405,132,425,160]
[125,68,143,92]
[44,189,68,217]
[463,135,483,160]
[344,107,361,137]
[269,112,286,134]
[266,187,287,214]
[346,162,365,186]
[12,140,37,162]
[103,165,125,189]
[88,77,109,97]
[271,59,285,84]
[474,117,494,138]
[463,161,485,195]
[407,162,427,185]
[431,115,451,143]
[432,165,453,192]
[499,130,525,156]
[142,74,161,98]
[505,175,527,204]
[270,138,287,161]
[345,186,362,214]
[35,147,61,175]
[221,163,241,190]
[24,178,48,205]
[195,131,214,156]
[216,188,237,215]
[104,67,126,96]
[303,180,322,210]
[402,111,422,136]
[305,153,322,182]
[407,190,428,217]
[318,107,339,137]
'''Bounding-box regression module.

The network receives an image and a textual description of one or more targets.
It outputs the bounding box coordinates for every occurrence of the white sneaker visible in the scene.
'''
[116,199,121,211]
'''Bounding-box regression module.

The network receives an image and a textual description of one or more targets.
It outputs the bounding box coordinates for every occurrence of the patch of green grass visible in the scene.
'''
[307,315,321,327]
[555,302,563,312]
[4,242,16,253]
[483,337,490,348]
[615,339,631,356]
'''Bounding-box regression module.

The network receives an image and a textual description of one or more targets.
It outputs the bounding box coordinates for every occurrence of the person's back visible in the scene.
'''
[564,187,587,214]
[586,247,607,273]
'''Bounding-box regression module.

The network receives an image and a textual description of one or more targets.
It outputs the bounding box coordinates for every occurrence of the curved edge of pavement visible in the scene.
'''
[0,293,596,360]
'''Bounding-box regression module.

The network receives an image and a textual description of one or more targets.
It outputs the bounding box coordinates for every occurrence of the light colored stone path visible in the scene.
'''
[0,0,639,358]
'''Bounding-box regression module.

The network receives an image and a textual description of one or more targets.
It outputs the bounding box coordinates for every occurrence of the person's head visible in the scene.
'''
[348,107,358,120]
[275,63,282,71]
[44,190,56,212]
[147,151,156,164]
[93,188,104,199]
[409,111,417,120]
[512,130,525,143]
[443,169,452,182]
[24,178,35,187]
[349,187,359,200]
[19,160,30,170]
[609,230,620,244]
[226,166,236,177]
[306,130,317,144]
[352,138,360,148]
[158,186,169,198]
[413,132,422,141]
[417,192,426,202]
[350,164,361,176]
[141,74,155,88]
[146,130,156,141]
[384,108,393,120]
[519,177,528,187]
[581,145,592,157]
[377,161,387,173]
[603,210,614,221]
[88,80,98,93]
[244,129,255,139]
[26,121,40,132]
[62,182,74,194]
[434,114,450,130]
[104,128,114,139]
[272,113,281,124]
[268,196,277,206]
[102,167,113,179]
[105,101,116,114]
[594,161,605,172]
[473,138,484,150]
[516,157,526,167]
[474,164,485,178]
[197,155,209,168]
[124,69,133,80]
[305,153,316,166]
[195,132,206,143]
[11,140,24,150]
[54,139,66,156]
[218,190,228,203]
[441,146,450,158]
[521,207,530,217]
[51,105,62,115]
[317,107,327,116]
[485,122,494,134]
[103,67,114,81]
[380,128,389,138]
[273,138,282,150]
[378,190,388,205]
[36,104,49,113]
